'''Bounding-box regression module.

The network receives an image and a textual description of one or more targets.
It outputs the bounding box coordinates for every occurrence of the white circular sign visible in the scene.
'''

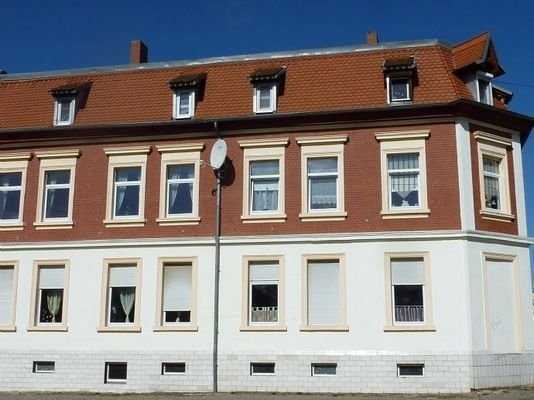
[210,138,227,169]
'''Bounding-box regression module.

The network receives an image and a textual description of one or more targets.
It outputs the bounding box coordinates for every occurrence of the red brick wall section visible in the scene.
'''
[469,124,518,235]
[0,122,461,243]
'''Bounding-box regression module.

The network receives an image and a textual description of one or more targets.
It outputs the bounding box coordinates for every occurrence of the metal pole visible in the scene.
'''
[212,168,221,392]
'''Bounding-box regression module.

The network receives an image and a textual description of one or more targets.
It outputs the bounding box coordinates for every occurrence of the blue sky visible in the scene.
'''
[1,0,533,237]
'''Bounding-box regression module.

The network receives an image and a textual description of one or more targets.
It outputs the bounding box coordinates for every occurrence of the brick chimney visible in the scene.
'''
[366,31,379,45]
[130,40,148,64]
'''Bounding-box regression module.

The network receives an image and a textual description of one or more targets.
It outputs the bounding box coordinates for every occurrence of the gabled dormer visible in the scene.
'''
[49,82,91,126]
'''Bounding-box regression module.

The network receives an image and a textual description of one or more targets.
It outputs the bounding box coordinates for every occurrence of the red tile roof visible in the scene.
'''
[452,32,504,76]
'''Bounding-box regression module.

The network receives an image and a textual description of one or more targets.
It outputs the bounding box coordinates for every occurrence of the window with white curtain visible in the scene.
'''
[249,160,280,214]
[248,261,279,324]
[162,263,192,324]
[37,266,65,324]
[173,90,195,119]
[113,167,141,218]
[387,153,420,209]
[107,265,137,325]
[306,260,340,326]
[53,97,75,126]
[42,170,71,220]
[0,172,22,221]
[483,155,502,210]
[166,164,195,216]
[307,157,338,211]
[253,84,277,113]
[388,77,411,103]
[0,266,15,326]
[391,258,425,324]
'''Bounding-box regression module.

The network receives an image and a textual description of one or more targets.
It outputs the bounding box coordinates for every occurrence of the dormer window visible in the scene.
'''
[54,97,76,126]
[168,73,206,120]
[476,72,493,105]
[50,82,91,127]
[249,67,286,115]
[383,56,416,105]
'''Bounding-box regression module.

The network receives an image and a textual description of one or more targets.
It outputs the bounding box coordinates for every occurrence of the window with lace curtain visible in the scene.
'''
[307,157,339,212]
[387,153,420,209]
[483,156,502,210]
[107,265,137,325]
[165,164,195,217]
[249,160,280,214]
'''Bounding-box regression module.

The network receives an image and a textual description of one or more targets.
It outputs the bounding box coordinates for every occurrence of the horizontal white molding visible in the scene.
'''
[0,230,531,251]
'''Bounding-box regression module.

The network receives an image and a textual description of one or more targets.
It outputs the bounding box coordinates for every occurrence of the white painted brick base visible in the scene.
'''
[472,353,534,389]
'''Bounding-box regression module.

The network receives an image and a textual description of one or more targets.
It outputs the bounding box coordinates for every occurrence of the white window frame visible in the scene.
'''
[33,361,56,374]
[301,254,347,331]
[28,260,70,332]
[476,72,494,106]
[155,257,198,331]
[0,153,29,229]
[311,363,338,377]
[241,256,285,331]
[156,143,203,225]
[397,363,425,378]
[161,362,186,375]
[172,90,196,119]
[99,258,142,332]
[105,362,127,384]
[386,76,412,104]
[53,97,76,126]
[474,131,514,222]
[297,136,347,221]
[387,153,421,210]
[384,252,435,332]
[0,262,18,332]
[240,139,288,223]
[250,362,276,376]
[103,147,149,227]
[34,151,79,229]
[253,83,277,114]
[376,131,430,218]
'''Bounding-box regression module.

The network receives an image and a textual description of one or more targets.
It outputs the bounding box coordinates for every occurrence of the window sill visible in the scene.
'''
[103,219,146,228]
[0,325,16,332]
[380,208,431,219]
[300,325,349,332]
[240,325,287,332]
[153,325,198,332]
[299,211,347,222]
[97,326,142,333]
[33,221,74,230]
[0,223,24,231]
[156,217,201,226]
[241,214,287,224]
[480,209,515,223]
[27,325,69,332]
[383,324,436,332]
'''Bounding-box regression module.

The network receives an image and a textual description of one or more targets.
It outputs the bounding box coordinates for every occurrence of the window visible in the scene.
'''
[33,361,55,373]
[173,90,195,119]
[384,253,434,331]
[104,147,149,226]
[376,131,430,218]
[157,144,202,225]
[397,364,424,377]
[474,131,513,221]
[99,259,141,331]
[250,362,275,376]
[240,139,287,222]
[476,72,493,106]
[302,256,347,330]
[105,362,127,384]
[297,136,347,221]
[253,84,277,114]
[34,151,78,228]
[388,77,411,103]
[0,172,23,222]
[0,264,17,330]
[311,363,337,376]
[160,261,194,327]
[29,262,69,330]
[162,362,186,375]
[53,97,75,126]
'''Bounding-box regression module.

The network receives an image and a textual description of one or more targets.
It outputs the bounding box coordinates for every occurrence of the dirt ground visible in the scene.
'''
[0,387,534,400]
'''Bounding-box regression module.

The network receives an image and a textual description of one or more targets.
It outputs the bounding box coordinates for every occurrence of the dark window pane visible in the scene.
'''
[167,164,194,180]
[309,176,337,209]
[58,99,72,122]
[33,361,55,373]
[115,186,140,216]
[162,362,186,374]
[0,172,21,186]
[394,285,424,322]
[0,191,21,220]
[250,160,279,176]
[307,157,337,174]
[168,182,193,214]
[398,364,424,376]
[258,88,272,109]
[106,363,127,382]
[45,170,70,185]
[164,311,191,323]
[251,284,278,323]
[115,167,141,182]
[251,362,275,375]
[45,188,69,218]
[312,363,337,376]
[391,79,409,100]
[39,289,63,323]
[109,287,135,323]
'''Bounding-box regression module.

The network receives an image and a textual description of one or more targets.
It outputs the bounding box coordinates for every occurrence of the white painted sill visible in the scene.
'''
[383,324,436,332]
[0,325,16,332]
[153,324,199,332]
[480,209,515,223]
[241,213,287,223]
[103,218,146,228]
[97,325,142,333]
[33,220,74,230]
[240,325,288,332]
[300,325,349,332]
[380,208,431,219]
[27,325,69,332]
[299,211,347,222]
[156,217,201,226]
[0,222,24,231]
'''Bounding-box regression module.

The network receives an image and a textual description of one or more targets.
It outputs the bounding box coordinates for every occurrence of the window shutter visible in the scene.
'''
[307,260,339,325]
[39,267,65,289]
[163,265,192,311]
[249,262,279,282]
[0,268,14,325]
[391,259,425,285]
[109,266,136,287]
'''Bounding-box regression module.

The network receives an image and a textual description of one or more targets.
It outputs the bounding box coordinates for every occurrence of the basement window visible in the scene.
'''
[33,361,55,373]
[105,362,127,384]
[162,362,186,375]
[397,363,424,377]
[250,362,275,376]
[311,363,337,376]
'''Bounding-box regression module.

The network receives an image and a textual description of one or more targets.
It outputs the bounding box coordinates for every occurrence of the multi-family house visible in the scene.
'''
[0,31,532,393]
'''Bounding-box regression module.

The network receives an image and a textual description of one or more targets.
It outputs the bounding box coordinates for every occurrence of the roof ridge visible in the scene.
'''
[452,31,490,50]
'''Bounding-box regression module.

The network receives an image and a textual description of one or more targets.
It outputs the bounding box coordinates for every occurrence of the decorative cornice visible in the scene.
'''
[473,130,513,147]
[103,145,151,156]
[239,138,289,148]
[0,152,31,161]
[296,135,348,145]
[156,143,204,153]
[375,130,430,141]
[34,149,80,159]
